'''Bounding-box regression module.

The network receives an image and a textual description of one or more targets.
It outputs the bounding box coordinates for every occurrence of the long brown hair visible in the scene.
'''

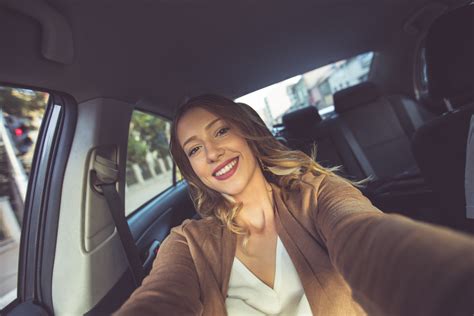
[169,94,340,235]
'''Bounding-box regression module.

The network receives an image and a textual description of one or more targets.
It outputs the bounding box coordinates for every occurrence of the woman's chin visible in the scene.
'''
[214,182,246,199]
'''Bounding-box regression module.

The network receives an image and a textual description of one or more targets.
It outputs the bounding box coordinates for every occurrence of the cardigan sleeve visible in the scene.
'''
[313,174,474,316]
[114,224,203,316]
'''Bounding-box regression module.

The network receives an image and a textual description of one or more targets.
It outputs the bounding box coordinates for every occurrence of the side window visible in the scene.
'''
[0,86,48,309]
[125,110,175,215]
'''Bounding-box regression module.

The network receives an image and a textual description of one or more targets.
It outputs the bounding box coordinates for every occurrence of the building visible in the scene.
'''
[286,77,310,110]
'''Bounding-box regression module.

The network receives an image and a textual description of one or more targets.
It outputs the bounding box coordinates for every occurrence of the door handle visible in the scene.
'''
[142,239,161,269]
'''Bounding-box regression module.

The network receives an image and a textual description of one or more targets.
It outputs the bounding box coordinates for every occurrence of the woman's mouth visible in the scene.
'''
[212,157,239,181]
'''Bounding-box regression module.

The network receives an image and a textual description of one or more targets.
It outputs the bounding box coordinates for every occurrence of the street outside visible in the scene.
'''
[125,169,174,215]
[0,87,47,309]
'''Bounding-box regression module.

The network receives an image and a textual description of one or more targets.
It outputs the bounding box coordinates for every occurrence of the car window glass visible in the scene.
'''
[125,110,173,216]
[236,51,374,128]
[0,86,48,309]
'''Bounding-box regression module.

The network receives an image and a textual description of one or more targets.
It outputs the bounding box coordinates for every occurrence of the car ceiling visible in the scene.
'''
[0,0,455,117]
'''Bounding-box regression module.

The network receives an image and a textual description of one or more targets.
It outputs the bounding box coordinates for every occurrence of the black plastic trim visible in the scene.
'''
[4,300,49,316]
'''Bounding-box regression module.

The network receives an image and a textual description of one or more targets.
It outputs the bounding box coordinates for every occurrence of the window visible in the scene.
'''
[0,86,48,309]
[125,110,174,215]
[236,51,375,128]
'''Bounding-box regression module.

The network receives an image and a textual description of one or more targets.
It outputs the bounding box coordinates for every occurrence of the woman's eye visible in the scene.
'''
[216,127,230,137]
[188,146,200,157]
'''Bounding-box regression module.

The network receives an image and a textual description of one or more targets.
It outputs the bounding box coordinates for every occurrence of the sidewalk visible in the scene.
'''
[125,170,174,215]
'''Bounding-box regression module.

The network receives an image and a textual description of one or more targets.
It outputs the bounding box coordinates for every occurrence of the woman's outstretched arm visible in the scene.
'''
[114,225,203,316]
[313,174,474,316]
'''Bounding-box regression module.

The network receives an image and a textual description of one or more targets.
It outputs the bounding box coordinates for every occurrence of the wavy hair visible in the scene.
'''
[169,94,344,237]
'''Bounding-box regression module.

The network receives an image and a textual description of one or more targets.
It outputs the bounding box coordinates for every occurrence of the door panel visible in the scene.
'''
[85,180,196,315]
[131,181,196,272]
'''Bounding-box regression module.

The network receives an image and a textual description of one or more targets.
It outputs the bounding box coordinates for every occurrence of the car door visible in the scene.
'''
[84,108,197,315]
[0,88,196,316]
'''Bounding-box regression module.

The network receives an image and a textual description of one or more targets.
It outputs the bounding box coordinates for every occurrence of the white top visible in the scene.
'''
[225,237,312,315]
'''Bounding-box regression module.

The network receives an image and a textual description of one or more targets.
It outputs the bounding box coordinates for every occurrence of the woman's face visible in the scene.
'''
[177,107,259,197]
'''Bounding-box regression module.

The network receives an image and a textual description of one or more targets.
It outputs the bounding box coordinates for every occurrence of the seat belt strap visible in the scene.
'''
[338,119,377,178]
[465,115,474,220]
[92,155,144,287]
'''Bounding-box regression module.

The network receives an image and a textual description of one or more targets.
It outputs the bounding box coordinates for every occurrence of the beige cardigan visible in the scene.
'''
[116,173,474,315]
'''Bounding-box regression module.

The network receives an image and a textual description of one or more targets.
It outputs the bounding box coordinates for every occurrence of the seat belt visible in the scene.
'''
[465,115,474,220]
[92,155,144,287]
[338,119,377,179]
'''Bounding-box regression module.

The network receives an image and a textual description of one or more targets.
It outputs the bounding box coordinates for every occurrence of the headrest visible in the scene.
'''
[425,4,473,100]
[282,106,321,134]
[333,82,380,113]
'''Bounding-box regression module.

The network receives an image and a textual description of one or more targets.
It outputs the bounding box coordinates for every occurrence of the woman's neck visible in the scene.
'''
[233,168,275,234]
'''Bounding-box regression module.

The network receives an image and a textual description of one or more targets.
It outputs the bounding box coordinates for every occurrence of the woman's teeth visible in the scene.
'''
[215,159,237,176]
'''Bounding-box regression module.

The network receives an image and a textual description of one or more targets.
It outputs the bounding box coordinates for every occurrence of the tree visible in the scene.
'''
[0,87,48,118]
[129,111,171,162]
[126,133,148,165]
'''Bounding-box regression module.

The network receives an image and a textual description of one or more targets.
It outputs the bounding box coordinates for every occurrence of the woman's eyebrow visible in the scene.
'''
[182,118,222,148]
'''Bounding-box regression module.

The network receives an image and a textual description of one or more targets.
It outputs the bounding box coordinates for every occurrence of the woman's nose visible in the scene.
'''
[205,142,224,163]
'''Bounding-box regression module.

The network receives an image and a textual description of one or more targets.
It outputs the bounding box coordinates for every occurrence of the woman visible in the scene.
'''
[116,95,474,315]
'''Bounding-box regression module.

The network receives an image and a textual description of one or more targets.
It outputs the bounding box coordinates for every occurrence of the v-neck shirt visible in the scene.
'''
[225,236,312,315]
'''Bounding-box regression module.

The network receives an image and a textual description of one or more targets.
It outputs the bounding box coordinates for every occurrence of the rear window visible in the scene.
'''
[236,51,374,128]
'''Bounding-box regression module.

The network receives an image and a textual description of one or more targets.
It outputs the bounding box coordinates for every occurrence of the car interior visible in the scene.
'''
[0,0,472,315]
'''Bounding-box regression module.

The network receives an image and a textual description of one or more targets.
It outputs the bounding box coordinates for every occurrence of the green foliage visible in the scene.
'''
[127,111,171,165]
[0,87,48,117]
[127,134,148,165]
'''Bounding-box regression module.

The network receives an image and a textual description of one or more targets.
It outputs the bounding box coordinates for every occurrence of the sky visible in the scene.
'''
[235,63,333,122]
[235,75,302,120]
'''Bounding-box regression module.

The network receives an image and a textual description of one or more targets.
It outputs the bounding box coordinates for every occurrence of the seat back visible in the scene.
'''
[282,106,345,171]
[412,4,474,234]
[281,84,433,181]
[333,82,430,179]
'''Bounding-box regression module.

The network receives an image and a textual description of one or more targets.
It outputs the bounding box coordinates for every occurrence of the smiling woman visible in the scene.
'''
[177,108,258,197]
[169,95,337,238]
[114,94,474,316]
